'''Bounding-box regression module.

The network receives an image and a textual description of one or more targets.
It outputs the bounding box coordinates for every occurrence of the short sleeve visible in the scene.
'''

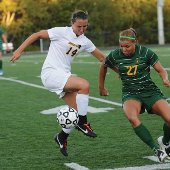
[147,49,159,66]
[47,27,65,41]
[104,51,115,68]
[84,39,96,53]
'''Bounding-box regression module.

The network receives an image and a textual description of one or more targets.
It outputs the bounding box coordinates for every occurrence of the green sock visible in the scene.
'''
[134,123,158,151]
[0,60,2,70]
[163,123,170,145]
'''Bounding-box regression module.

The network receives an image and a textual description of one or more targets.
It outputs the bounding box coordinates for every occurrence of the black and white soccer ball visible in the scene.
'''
[57,106,79,129]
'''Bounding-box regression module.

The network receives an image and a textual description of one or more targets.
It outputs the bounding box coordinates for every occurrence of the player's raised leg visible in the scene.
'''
[63,75,97,137]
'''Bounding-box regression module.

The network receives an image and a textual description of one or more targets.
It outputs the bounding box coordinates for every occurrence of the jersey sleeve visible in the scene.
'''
[84,38,96,53]
[147,48,159,66]
[104,51,115,68]
[47,27,65,41]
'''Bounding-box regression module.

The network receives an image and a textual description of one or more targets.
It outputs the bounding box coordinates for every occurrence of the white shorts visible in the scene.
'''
[41,68,71,98]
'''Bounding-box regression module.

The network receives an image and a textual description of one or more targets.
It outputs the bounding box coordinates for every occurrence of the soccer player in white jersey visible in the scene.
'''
[10,10,105,156]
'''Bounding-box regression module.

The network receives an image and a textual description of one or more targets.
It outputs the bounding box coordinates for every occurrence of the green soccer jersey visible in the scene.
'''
[105,45,161,95]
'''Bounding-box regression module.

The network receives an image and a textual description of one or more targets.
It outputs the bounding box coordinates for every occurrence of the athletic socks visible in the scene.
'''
[163,123,170,145]
[58,130,69,140]
[134,123,159,150]
[78,115,87,125]
[76,93,89,116]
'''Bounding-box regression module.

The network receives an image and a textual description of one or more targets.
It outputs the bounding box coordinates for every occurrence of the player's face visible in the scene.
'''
[72,19,88,36]
[119,40,136,57]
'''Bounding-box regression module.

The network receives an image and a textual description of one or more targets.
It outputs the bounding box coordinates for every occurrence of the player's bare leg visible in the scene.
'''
[63,76,97,137]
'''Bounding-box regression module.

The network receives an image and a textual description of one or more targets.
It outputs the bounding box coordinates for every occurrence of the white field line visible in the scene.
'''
[65,162,170,170]
[164,68,170,71]
[0,76,122,106]
[0,77,46,89]
[105,163,170,170]
[89,96,122,106]
[65,163,89,170]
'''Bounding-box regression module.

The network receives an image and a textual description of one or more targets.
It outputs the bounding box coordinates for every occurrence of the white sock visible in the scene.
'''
[76,93,89,116]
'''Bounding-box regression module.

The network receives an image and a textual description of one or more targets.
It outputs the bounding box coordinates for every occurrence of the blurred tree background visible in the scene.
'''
[0,0,170,50]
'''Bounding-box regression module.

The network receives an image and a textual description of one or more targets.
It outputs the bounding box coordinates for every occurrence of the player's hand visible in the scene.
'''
[99,87,109,96]
[10,50,22,63]
[163,79,170,87]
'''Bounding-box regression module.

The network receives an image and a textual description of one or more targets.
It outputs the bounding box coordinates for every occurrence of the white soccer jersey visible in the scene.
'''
[42,26,96,73]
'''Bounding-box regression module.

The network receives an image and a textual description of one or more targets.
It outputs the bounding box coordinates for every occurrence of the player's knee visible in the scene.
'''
[79,80,90,93]
[127,116,140,127]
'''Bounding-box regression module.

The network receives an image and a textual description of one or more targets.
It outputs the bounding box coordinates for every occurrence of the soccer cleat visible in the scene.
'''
[54,134,68,156]
[155,149,168,162]
[158,136,170,159]
[76,123,97,138]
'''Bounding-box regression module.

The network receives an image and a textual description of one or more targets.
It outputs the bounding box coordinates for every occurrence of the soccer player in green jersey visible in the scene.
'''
[99,28,170,162]
[0,27,9,75]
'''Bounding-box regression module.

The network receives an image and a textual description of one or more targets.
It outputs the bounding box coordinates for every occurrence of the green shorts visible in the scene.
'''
[122,91,166,114]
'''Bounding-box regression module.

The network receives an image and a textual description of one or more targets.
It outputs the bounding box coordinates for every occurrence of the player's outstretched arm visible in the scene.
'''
[153,61,170,87]
[10,30,49,62]
[99,62,109,96]
[91,48,105,62]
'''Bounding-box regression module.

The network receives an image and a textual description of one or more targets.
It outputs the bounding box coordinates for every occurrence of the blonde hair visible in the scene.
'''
[119,28,137,42]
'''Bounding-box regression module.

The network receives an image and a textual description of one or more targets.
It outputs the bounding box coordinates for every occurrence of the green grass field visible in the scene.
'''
[0,46,170,170]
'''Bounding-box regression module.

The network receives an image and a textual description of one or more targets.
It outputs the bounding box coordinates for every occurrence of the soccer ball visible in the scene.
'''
[57,106,79,129]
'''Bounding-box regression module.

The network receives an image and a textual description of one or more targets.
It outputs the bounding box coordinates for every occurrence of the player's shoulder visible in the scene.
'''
[48,26,69,33]
[77,32,91,42]
[112,48,120,54]
[137,44,154,56]
[137,44,148,52]
[76,34,94,48]
[108,48,120,58]
[81,34,89,41]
